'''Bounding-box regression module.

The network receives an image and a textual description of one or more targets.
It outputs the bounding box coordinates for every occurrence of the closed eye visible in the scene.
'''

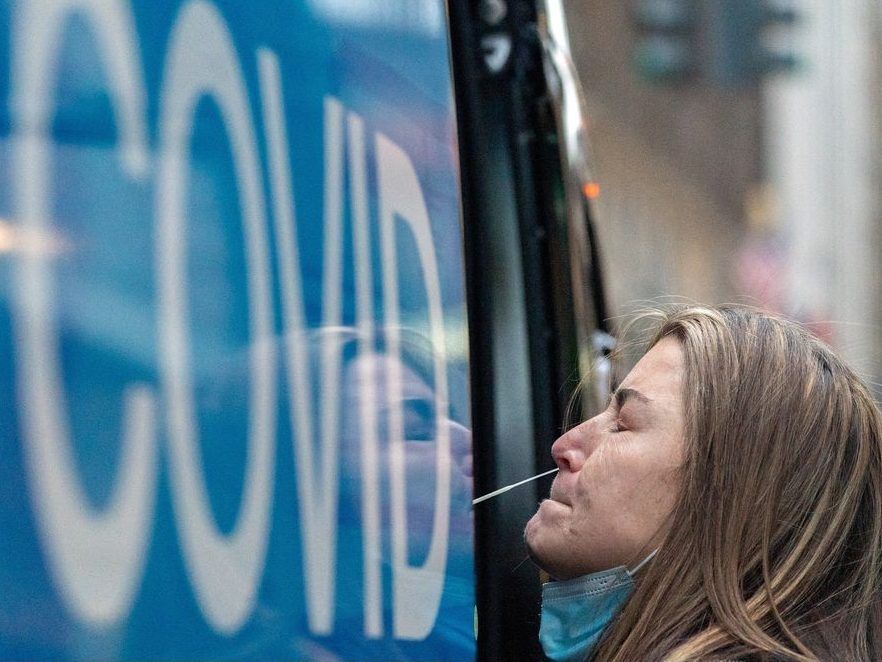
[610,418,627,433]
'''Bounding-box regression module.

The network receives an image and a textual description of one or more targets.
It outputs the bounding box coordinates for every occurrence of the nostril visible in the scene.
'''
[551,434,577,472]
[551,423,592,473]
[554,450,580,473]
[553,454,571,472]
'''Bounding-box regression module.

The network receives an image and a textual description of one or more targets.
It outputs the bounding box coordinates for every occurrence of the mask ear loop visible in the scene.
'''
[628,548,659,576]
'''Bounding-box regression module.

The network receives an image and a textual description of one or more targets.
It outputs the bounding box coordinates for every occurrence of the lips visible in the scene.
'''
[547,489,572,508]
[548,477,574,508]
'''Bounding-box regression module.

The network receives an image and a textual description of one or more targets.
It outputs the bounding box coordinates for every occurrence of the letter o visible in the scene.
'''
[155,0,277,634]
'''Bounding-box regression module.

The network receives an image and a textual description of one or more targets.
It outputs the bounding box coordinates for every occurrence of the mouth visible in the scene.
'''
[538,498,571,516]
[539,469,579,513]
[547,491,572,508]
[548,477,572,507]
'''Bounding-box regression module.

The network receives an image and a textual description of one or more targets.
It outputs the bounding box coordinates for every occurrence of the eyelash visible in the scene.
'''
[610,418,627,433]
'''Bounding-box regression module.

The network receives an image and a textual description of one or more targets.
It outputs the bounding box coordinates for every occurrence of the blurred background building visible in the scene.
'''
[565,0,882,389]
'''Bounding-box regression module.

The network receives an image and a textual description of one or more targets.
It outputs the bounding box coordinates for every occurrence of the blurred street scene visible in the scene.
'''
[567,0,882,388]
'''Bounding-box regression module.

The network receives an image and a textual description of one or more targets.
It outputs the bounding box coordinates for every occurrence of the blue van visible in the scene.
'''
[0,0,610,659]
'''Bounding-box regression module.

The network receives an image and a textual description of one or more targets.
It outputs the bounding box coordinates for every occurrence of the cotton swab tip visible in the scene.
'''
[472,467,559,505]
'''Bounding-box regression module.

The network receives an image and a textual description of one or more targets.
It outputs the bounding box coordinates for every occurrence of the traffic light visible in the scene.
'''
[631,0,698,83]
[704,0,800,87]
[631,0,800,87]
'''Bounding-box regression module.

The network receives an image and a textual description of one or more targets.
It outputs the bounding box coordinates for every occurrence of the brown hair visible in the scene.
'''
[592,305,882,661]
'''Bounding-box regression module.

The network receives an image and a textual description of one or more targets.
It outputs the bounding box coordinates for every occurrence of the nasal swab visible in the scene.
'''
[472,468,560,505]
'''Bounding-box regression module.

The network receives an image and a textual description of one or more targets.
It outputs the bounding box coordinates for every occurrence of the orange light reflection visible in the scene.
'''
[583,182,601,199]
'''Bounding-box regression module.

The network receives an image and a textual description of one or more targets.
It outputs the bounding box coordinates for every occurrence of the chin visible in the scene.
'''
[525,547,571,580]
[523,514,541,555]
[525,516,591,580]
[523,514,558,576]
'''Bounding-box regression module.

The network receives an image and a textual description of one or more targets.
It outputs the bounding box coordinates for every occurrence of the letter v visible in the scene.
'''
[258,50,343,636]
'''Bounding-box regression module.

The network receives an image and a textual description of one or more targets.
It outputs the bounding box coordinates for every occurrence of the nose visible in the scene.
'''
[551,419,593,473]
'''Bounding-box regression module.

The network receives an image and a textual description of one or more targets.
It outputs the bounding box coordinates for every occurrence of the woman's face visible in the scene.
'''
[524,337,686,579]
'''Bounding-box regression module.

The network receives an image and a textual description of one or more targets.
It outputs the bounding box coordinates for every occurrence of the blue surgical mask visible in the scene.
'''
[539,550,657,662]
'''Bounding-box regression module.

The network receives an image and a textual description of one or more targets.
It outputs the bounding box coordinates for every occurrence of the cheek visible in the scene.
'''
[575,444,679,522]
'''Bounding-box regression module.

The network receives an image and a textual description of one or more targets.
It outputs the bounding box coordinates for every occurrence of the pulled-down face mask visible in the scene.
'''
[539,550,657,662]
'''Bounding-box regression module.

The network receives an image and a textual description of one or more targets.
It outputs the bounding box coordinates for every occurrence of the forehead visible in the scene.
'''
[349,354,433,396]
[619,336,685,401]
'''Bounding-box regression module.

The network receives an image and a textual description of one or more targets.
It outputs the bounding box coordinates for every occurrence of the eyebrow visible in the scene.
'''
[614,387,652,409]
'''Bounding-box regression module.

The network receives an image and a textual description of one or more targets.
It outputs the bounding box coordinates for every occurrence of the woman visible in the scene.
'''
[524,305,882,661]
